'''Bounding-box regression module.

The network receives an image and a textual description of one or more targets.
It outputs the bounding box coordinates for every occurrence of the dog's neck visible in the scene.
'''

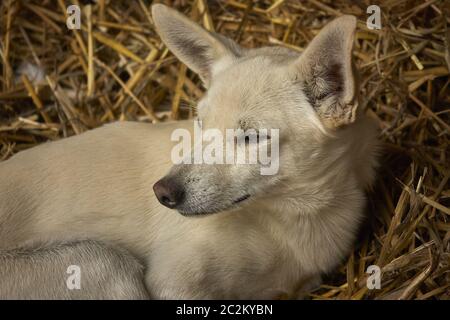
[245,179,365,271]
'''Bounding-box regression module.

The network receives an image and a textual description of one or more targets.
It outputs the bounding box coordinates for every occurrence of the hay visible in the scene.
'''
[0,0,449,299]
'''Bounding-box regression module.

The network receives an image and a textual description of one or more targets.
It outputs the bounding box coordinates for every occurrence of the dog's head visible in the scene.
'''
[152,4,363,216]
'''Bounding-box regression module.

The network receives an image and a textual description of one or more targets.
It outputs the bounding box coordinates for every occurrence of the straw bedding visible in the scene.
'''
[0,0,449,299]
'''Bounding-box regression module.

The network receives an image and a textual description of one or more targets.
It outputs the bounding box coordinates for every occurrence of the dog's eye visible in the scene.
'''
[243,132,271,144]
[256,132,271,143]
[259,133,271,142]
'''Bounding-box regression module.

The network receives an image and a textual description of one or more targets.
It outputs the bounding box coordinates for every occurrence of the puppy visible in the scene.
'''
[0,5,377,299]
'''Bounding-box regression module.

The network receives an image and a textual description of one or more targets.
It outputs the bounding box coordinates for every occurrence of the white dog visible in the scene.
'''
[0,5,377,299]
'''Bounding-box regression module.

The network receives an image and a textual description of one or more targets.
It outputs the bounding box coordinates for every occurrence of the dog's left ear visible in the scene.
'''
[294,15,358,128]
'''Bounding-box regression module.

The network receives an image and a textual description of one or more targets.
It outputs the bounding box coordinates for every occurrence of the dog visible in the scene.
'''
[0,4,378,299]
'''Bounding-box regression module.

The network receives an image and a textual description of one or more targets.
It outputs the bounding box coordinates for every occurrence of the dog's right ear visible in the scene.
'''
[152,4,241,86]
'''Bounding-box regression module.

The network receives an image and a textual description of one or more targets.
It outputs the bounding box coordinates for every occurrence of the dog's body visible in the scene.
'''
[0,5,378,299]
[0,240,149,299]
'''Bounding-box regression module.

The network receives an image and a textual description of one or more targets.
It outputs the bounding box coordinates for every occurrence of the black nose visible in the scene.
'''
[153,178,185,209]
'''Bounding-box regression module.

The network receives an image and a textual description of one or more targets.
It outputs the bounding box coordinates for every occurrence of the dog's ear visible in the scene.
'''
[294,15,358,128]
[152,4,241,86]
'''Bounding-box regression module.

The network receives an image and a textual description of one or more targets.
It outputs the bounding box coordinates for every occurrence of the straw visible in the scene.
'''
[0,0,448,300]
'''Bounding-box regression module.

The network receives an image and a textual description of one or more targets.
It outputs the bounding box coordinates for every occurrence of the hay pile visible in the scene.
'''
[0,0,449,299]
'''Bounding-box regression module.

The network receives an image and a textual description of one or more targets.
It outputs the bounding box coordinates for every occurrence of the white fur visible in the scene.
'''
[0,6,378,299]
